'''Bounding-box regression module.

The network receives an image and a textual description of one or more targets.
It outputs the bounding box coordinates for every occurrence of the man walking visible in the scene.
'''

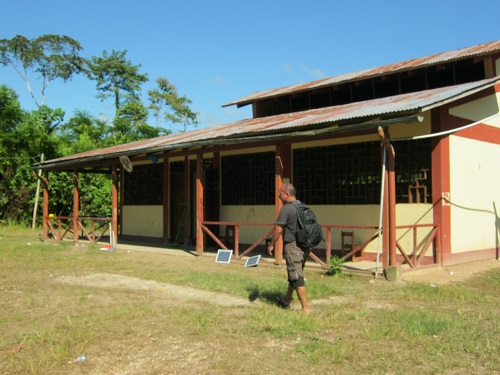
[267,183,311,315]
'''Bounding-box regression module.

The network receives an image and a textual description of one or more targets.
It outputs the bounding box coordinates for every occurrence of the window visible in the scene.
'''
[293,140,431,204]
[221,152,275,205]
[124,164,163,205]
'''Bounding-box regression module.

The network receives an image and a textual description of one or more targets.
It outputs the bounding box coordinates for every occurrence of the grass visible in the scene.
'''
[1,224,499,374]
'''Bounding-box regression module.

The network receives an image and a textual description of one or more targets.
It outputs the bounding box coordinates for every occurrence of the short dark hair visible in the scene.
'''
[282,183,296,196]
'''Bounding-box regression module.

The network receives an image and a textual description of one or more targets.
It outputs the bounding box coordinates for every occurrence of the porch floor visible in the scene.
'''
[93,238,385,278]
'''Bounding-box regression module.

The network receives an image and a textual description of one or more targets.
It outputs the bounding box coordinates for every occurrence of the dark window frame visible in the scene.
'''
[293,140,432,205]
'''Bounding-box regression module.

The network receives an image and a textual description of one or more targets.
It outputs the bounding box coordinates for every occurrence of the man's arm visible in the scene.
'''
[267,224,283,255]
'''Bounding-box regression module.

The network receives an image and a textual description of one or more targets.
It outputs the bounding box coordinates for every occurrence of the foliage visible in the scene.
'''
[326,255,345,276]
[0,34,87,107]
[0,86,62,223]
[88,49,148,119]
[0,34,200,224]
[58,110,109,154]
[148,77,199,132]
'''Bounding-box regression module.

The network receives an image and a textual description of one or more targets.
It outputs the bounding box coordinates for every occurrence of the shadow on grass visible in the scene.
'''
[246,286,286,307]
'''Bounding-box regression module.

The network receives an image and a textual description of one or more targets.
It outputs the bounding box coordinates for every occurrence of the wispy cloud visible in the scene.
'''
[283,62,327,81]
[282,63,294,74]
[210,74,229,86]
[298,62,327,79]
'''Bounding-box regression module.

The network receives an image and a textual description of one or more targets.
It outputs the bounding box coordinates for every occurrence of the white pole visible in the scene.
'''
[32,153,44,230]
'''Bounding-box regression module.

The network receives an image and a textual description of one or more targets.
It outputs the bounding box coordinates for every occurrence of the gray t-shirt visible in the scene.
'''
[275,201,300,244]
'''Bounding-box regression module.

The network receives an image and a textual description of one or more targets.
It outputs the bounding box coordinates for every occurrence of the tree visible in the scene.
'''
[0,86,63,223]
[59,110,109,154]
[148,77,199,132]
[111,100,154,143]
[0,34,87,108]
[0,85,24,152]
[88,50,148,120]
[0,85,25,218]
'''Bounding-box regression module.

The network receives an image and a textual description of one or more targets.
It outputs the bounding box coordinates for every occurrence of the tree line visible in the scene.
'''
[0,34,199,225]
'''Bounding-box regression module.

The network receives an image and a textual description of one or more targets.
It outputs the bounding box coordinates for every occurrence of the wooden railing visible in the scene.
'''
[44,217,440,269]
[201,221,440,269]
[395,224,440,268]
[201,221,274,258]
[45,216,111,244]
[201,221,381,269]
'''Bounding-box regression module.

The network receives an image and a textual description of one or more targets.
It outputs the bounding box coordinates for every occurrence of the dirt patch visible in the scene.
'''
[401,258,500,284]
[56,273,255,307]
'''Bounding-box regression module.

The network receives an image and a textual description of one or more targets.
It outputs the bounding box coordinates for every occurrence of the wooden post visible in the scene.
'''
[73,169,79,243]
[387,148,397,265]
[196,152,204,255]
[273,143,292,265]
[378,127,396,266]
[184,155,190,245]
[431,107,451,261]
[274,144,284,265]
[42,171,49,239]
[119,162,124,236]
[382,161,390,268]
[111,164,119,246]
[162,152,169,243]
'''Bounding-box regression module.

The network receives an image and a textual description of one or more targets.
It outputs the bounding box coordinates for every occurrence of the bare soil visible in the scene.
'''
[401,258,500,284]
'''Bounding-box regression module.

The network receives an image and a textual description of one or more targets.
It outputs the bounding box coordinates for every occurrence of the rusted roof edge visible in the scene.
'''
[223,40,500,108]
[34,115,422,171]
[33,78,500,171]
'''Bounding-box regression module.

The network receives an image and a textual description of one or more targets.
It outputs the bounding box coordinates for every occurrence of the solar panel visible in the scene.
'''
[244,255,261,268]
[215,249,233,264]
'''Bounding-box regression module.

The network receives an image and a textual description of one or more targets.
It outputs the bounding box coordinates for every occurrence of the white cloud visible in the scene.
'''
[210,74,229,86]
[298,62,327,79]
[282,63,294,74]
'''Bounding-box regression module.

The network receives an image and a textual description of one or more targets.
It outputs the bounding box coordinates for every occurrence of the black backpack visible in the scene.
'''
[292,201,323,248]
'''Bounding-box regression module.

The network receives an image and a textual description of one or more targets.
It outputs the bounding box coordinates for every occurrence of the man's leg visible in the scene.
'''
[282,284,294,305]
[295,286,310,315]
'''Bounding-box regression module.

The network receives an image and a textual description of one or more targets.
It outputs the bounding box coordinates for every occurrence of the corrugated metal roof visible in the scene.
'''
[39,77,500,170]
[223,40,500,107]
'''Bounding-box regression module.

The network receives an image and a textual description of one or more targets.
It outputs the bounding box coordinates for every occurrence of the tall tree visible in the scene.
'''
[0,34,87,108]
[59,110,109,154]
[88,50,148,120]
[0,85,63,223]
[148,77,199,132]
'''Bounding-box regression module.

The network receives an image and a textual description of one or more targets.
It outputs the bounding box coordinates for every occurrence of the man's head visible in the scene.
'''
[279,183,296,203]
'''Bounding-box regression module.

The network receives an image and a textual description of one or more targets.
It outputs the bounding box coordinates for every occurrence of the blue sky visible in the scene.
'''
[1,0,499,131]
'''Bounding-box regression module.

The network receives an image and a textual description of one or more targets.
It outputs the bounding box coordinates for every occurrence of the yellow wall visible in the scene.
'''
[447,91,500,252]
[220,203,434,253]
[122,205,163,238]
[394,204,435,255]
[220,206,276,246]
[449,136,500,252]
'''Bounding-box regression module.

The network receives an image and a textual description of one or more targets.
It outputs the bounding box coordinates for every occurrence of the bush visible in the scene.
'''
[326,255,344,277]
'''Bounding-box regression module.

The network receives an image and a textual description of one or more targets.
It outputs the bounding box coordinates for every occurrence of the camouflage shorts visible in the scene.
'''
[284,241,306,288]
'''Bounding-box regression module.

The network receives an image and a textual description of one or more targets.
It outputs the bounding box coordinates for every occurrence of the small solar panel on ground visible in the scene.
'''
[244,255,261,268]
[215,249,233,264]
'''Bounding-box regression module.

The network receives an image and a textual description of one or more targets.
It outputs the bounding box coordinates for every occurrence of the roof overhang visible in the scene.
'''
[34,77,500,172]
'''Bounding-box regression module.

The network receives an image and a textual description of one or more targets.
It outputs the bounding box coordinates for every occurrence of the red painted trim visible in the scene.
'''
[442,248,499,266]
[431,108,452,257]
[454,123,500,145]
